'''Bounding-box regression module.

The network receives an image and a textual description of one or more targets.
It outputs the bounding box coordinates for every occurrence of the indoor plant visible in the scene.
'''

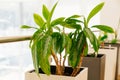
[65,2,114,80]
[21,2,88,80]
[21,1,114,80]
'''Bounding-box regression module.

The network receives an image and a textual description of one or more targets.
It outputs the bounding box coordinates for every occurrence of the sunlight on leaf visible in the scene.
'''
[87,2,104,24]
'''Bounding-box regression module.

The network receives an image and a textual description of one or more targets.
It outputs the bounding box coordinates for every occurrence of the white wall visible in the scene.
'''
[100,0,120,75]
[100,0,120,30]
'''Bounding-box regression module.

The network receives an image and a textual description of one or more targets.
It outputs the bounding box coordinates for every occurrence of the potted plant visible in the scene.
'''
[21,1,114,80]
[98,31,117,47]
[65,2,114,80]
[21,2,88,80]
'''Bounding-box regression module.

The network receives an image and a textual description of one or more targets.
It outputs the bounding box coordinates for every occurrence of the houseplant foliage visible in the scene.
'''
[65,2,114,76]
[21,2,114,77]
[21,2,75,76]
[98,30,117,45]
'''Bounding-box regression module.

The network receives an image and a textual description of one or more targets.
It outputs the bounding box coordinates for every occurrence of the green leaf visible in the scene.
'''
[68,47,78,68]
[21,25,37,29]
[51,32,62,53]
[42,5,50,21]
[111,39,117,43]
[21,25,32,29]
[30,30,43,45]
[51,32,61,53]
[51,17,65,26]
[76,32,86,53]
[100,34,108,41]
[76,32,87,66]
[68,31,87,68]
[65,35,72,54]
[53,26,61,32]
[62,22,82,29]
[51,32,66,54]
[38,35,52,75]
[84,28,99,52]
[84,17,88,28]
[33,13,45,28]
[92,25,114,33]
[67,15,80,19]
[83,42,88,56]
[65,18,82,24]
[60,33,67,53]
[87,2,104,24]
[47,2,58,28]
[30,31,52,75]
[31,42,40,75]
[30,30,44,75]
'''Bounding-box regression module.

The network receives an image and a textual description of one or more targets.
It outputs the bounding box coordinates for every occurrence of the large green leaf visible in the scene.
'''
[65,34,72,54]
[65,18,82,24]
[33,13,45,28]
[62,22,82,29]
[83,42,88,56]
[68,31,86,68]
[42,5,50,21]
[38,35,52,75]
[76,32,86,53]
[51,32,66,54]
[76,32,87,66]
[51,32,62,53]
[47,2,58,28]
[65,15,82,24]
[84,28,99,52]
[31,32,52,75]
[92,25,114,33]
[87,2,104,24]
[31,42,40,75]
[30,31,44,75]
[68,46,78,68]
[51,17,65,27]
[60,33,67,53]
[61,15,82,29]
[30,30,43,47]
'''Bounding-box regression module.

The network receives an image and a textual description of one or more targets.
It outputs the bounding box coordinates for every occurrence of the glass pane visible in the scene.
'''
[0,2,21,36]
[0,41,33,80]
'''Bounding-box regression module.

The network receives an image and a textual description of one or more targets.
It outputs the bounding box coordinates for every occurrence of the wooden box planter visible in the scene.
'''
[25,66,88,80]
[89,47,117,80]
[82,54,105,80]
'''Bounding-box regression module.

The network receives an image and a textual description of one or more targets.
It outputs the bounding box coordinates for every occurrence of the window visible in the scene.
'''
[0,1,42,80]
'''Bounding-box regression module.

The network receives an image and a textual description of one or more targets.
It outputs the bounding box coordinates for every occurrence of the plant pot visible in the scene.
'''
[25,66,88,80]
[89,47,117,80]
[82,54,105,80]
[104,43,120,80]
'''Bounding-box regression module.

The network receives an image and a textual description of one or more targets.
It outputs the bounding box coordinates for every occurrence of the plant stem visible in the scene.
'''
[95,52,98,57]
[62,54,67,74]
[71,44,86,76]
[63,56,66,67]
[51,49,62,75]
[71,54,84,76]
[60,53,62,67]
